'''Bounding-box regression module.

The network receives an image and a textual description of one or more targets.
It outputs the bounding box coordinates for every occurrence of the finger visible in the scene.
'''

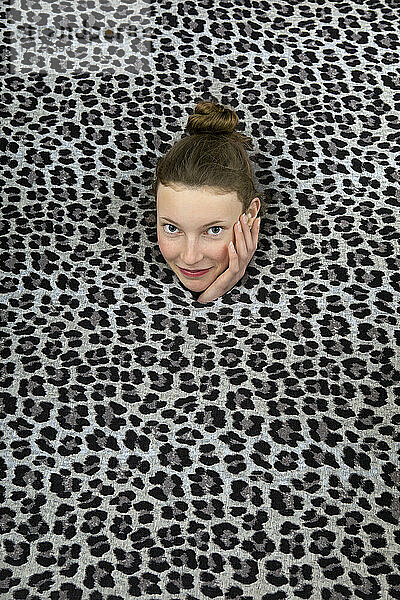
[240,213,253,249]
[229,240,240,271]
[229,242,239,266]
[237,214,256,256]
[235,218,248,256]
[246,215,260,241]
[252,217,261,242]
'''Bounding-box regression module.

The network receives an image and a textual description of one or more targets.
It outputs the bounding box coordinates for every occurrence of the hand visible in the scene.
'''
[196,213,261,304]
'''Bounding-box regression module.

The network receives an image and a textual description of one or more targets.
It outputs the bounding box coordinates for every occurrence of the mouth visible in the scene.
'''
[178,266,212,277]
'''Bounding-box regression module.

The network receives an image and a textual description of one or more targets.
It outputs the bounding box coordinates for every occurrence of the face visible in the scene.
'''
[156,182,256,292]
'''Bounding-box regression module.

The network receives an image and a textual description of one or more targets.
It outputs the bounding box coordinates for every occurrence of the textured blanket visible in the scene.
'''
[1,1,399,599]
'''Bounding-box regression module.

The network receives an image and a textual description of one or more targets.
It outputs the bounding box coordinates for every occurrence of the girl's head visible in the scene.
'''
[151,101,267,293]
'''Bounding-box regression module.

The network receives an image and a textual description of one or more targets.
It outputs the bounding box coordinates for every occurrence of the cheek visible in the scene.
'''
[214,245,229,263]
[157,233,173,257]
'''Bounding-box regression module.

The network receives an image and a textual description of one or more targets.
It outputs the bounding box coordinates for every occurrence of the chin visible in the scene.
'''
[177,274,209,288]
[182,280,208,289]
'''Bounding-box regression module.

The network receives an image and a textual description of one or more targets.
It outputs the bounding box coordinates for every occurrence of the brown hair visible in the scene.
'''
[150,101,268,219]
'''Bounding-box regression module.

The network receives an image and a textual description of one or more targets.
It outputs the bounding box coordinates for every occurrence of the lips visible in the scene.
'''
[180,268,210,272]
[178,266,212,277]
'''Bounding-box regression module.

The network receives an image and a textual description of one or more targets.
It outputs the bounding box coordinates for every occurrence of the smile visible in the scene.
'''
[178,267,212,277]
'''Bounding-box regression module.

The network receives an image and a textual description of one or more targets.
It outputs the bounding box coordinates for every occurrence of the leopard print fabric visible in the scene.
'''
[1,1,399,599]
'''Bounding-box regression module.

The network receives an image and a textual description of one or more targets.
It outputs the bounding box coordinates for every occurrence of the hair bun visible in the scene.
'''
[186,101,239,135]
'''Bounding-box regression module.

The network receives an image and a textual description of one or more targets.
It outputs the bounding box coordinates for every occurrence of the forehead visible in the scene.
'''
[157,183,240,215]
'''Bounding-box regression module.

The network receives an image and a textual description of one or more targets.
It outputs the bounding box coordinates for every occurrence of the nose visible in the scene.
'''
[180,238,205,265]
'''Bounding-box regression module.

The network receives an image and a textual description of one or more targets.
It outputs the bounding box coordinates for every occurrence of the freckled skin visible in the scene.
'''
[157,182,260,292]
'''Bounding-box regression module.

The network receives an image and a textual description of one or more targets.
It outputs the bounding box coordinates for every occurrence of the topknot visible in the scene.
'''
[186,101,239,135]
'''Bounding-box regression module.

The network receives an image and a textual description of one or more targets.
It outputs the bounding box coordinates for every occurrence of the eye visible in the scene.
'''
[163,224,179,234]
[162,224,224,236]
[208,226,224,236]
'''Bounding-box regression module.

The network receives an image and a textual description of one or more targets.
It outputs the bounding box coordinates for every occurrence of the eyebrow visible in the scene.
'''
[159,217,229,228]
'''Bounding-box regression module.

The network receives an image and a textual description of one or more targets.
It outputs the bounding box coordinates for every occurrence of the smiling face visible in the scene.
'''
[156,182,245,292]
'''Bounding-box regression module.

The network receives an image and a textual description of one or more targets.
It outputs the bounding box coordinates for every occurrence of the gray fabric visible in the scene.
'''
[1,1,399,599]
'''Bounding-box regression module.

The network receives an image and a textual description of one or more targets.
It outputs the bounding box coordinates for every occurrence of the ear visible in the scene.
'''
[246,197,261,227]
